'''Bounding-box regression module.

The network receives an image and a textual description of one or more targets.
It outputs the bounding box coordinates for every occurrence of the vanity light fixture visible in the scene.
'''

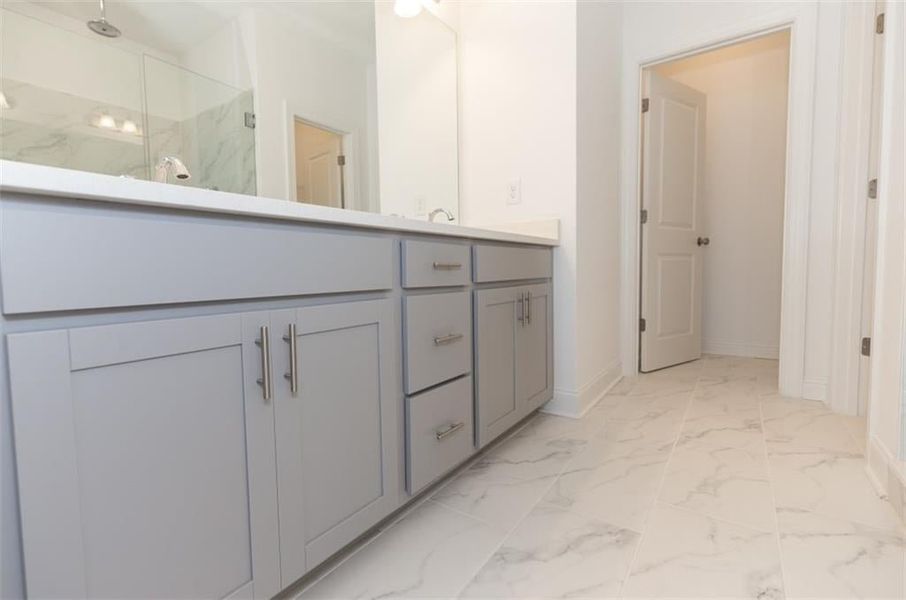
[0,91,11,110]
[121,119,138,134]
[394,0,439,18]
[97,114,117,129]
[394,0,423,18]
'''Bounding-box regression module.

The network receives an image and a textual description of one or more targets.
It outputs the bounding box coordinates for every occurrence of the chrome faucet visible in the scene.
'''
[428,208,454,223]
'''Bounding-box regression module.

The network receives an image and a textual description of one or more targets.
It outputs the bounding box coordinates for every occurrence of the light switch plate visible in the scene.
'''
[415,196,427,216]
[507,179,522,205]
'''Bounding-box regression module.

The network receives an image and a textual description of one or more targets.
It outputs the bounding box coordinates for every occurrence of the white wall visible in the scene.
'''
[459,0,624,416]
[654,32,789,360]
[575,1,624,413]
[620,1,844,401]
[245,6,377,211]
[375,1,459,220]
[458,0,581,409]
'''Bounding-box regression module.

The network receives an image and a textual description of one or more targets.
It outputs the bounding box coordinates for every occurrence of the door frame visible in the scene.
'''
[282,101,359,211]
[828,2,885,416]
[621,6,815,398]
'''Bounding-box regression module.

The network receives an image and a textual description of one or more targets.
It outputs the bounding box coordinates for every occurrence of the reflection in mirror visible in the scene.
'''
[0,0,459,221]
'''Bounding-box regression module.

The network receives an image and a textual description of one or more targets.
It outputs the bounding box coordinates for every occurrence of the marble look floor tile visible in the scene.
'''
[543,438,670,531]
[299,501,505,599]
[520,412,605,444]
[432,467,556,532]
[468,429,587,483]
[762,399,858,454]
[622,504,784,599]
[679,411,764,450]
[659,441,776,532]
[459,504,640,599]
[778,508,905,599]
[769,449,903,533]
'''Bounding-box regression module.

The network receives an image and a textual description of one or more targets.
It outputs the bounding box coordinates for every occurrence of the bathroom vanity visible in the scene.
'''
[0,165,555,599]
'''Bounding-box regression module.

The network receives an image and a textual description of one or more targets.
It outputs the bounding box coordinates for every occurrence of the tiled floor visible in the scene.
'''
[298,356,906,599]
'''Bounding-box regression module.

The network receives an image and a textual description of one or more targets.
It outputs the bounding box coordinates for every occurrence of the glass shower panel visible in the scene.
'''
[0,8,146,179]
[143,56,256,195]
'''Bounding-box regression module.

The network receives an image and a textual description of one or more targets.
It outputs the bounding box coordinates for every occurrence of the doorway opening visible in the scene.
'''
[293,118,347,209]
[638,30,791,373]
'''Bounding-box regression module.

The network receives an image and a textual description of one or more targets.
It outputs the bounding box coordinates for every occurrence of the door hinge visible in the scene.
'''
[640,209,648,224]
[337,154,346,166]
[639,318,647,333]
[244,112,256,129]
[641,98,650,113]
[876,12,885,34]
[861,337,871,357]
[868,178,878,199]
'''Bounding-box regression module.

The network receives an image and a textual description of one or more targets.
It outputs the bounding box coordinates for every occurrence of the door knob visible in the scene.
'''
[697,237,710,247]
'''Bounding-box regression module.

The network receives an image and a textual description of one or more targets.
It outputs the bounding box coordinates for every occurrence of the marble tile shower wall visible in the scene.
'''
[147,91,256,195]
[0,79,147,179]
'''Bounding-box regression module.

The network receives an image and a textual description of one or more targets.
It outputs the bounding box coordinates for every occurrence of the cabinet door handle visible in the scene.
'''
[518,293,525,326]
[433,333,464,346]
[525,291,532,325]
[283,323,298,396]
[255,325,272,401]
[433,261,462,270]
[435,421,465,441]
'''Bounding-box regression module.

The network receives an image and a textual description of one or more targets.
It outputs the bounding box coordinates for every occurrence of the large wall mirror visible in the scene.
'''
[0,0,460,222]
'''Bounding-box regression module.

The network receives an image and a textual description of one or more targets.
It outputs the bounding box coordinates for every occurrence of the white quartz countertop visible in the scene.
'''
[0,161,559,247]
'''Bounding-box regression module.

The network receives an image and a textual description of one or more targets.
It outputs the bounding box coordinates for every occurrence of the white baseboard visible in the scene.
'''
[801,378,828,401]
[702,339,779,360]
[543,359,622,419]
[867,435,906,525]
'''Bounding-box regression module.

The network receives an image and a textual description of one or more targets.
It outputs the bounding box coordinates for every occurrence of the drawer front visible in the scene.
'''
[406,376,474,494]
[403,291,472,394]
[0,196,393,314]
[472,244,552,283]
[401,240,471,288]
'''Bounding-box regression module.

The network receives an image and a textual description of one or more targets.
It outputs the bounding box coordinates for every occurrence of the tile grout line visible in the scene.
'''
[618,362,703,597]
[758,395,792,600]
[448,418,588,599]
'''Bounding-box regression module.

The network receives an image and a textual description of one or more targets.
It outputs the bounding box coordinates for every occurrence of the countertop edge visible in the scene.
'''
[0,161,560,247]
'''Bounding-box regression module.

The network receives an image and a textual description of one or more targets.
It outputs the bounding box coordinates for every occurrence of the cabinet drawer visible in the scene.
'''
[472,244,552,283]
[401,240,471,288]
[403,291,472,394]
[406,376,474,494]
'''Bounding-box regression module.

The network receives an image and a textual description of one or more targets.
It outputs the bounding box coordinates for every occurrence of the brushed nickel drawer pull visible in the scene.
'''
[525,291,532,325]
[433,333,464,346]
[255,325,272,401]
[435,421,465,441]
[432,261,462,270]
[283,323,298,396]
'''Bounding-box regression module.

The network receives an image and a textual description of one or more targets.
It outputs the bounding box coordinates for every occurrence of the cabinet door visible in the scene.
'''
[517,282,554,411]
[8,313,280,599]
[474,287,521,447]
[273,298,400,581]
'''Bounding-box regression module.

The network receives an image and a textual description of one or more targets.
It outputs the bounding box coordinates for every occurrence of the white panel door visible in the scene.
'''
[640,71,707,372]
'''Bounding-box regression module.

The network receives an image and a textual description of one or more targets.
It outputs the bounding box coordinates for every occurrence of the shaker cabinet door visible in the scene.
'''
[273,298,400,583]
[7,313,280,600]
[474,287,521,447]
[517,282,554,411]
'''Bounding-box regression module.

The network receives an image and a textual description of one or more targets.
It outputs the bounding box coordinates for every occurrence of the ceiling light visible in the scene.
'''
[0,92,10,109]
[97,114,116,129]
[121,119,138,134]
[394,0,423,18]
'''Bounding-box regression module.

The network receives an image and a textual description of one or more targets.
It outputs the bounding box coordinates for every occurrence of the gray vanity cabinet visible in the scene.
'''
[6,313,281,599]
[271,298,400,584]
[474,282,553,447]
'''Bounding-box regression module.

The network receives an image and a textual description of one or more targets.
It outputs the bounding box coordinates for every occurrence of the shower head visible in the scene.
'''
[155,156,192,183]
[87,0,121,38]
